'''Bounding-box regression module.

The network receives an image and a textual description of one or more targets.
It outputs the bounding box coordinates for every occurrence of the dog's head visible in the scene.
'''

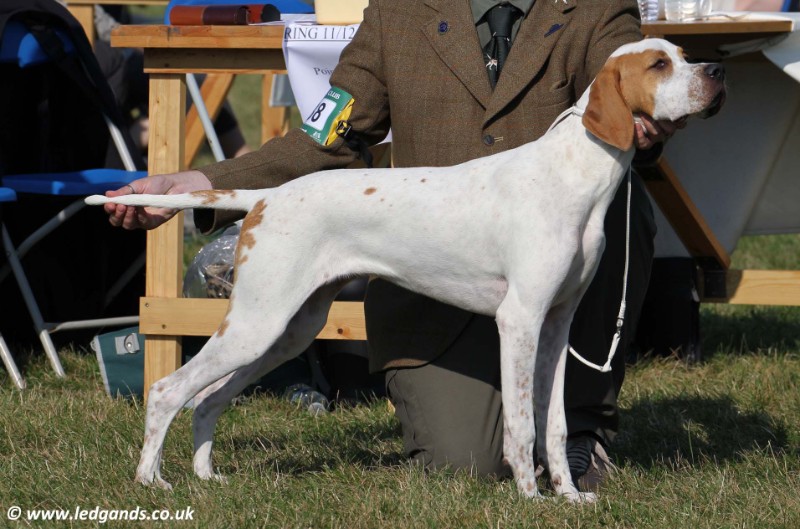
[582,38,726,151]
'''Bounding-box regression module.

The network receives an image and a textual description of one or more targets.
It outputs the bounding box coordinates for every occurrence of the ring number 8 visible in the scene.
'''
[305,99,336,132]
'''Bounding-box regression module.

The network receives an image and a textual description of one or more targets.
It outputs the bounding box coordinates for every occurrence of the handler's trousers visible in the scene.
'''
[385,173,656,475]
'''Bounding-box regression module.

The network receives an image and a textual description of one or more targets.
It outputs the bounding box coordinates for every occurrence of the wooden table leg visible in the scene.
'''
[639,157,731,270]
[261,72,290,144]
[67,5,95,47]
[144,74,186,400]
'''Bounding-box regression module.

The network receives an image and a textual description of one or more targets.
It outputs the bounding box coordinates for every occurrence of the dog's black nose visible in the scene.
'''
[705,63,725,81]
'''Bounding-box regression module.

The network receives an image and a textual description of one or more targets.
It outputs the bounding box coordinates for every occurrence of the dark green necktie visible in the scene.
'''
[483,4,521,88]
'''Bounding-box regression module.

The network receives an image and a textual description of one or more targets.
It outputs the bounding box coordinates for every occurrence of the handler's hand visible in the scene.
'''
[104,170,212,230]
[633,114,685,150]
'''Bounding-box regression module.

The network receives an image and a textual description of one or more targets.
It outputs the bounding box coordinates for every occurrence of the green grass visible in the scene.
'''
[1,329,798,527]
[2,238,799,528]
[702,235,800,359]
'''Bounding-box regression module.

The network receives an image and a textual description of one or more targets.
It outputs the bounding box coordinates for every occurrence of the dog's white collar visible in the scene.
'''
[546,105,585,134]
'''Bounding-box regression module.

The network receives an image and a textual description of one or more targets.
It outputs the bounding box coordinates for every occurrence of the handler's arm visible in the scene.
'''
[579,0,642,94]
[194,1,390,232]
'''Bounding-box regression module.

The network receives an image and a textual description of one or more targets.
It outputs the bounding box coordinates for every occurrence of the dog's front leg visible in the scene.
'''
[496,293,546,499]
[535,302,596,503]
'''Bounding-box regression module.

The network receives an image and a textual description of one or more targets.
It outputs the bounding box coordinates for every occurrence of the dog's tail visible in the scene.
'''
[85,189,266,211]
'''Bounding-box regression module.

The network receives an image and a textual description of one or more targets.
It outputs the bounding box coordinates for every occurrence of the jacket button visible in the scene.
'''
[483,134,495,146]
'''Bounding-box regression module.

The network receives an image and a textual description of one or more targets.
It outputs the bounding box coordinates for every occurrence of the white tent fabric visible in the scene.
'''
[655,13,800,257]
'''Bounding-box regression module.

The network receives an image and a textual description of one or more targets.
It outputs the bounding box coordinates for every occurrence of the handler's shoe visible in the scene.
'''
[567,435,617,492]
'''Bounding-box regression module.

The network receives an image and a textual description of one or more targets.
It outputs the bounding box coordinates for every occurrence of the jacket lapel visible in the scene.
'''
[483,0,576,125]
[422,0,492,109]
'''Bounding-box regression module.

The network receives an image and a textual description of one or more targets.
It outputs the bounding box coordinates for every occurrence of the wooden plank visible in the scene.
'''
[112,20,791,49]
[642,19,793,36]
[143,49,285,74]
[261,72,290,143]
[140,298,368,340]
[68,1,168,5]
[146,74,185,294]
[140,298,228,336]
[639,157,731,270]
[701,270,800,306]
[642,19,793,57]
[184,73,235,166]
[144,74,186,399]
[67,5,95,47]
[112,25,285,50]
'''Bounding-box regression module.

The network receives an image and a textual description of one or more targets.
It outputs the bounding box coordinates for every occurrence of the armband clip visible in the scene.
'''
[335,120,373,168]
[335,120,353,139]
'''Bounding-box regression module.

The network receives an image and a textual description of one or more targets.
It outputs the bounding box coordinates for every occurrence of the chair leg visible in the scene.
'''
[0,200,86,285]
[1,225,65,378]
[184,73,235,166]
[0,332,25,389]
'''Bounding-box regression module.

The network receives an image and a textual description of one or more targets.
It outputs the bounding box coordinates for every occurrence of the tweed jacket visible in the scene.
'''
[198,0,643,371]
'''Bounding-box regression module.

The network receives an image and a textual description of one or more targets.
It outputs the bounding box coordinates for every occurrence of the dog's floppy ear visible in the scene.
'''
[582,62,634,151]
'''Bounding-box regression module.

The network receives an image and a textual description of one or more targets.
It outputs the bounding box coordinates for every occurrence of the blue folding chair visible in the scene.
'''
[0,7,147,382]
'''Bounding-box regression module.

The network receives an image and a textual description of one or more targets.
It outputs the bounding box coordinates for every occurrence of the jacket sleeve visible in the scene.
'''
[196,0,391,232]
[576,0,642,97]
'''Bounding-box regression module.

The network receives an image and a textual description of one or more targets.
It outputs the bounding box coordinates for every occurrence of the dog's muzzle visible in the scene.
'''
[700,62,726,119]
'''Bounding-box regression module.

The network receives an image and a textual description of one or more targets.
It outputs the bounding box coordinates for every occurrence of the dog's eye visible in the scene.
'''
[651,59,668,70]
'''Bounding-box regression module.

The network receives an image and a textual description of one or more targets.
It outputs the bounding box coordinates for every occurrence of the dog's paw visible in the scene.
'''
[211,473,228,484]
[195,469,228,484]
[563,491,597,504]
[135,472,173,491]
[516,477,544,499]
[154,477,174,491]
[194,458,227,483]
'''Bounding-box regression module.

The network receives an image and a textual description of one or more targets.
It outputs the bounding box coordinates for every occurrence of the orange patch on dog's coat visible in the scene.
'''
[364,187,377,195]
[617,50,666,117]
[191,190,236,206]
[217,318,230,337]
[235,199,267,269]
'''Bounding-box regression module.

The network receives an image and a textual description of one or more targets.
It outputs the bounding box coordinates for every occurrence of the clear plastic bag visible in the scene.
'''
[182,222,241,299]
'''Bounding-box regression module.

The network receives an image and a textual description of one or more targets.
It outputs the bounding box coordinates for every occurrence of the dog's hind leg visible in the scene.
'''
[535,301,596,503]
[496,288,550,499]
[135,276,337,489]
[191,368,244,482]
[190,282,344,481]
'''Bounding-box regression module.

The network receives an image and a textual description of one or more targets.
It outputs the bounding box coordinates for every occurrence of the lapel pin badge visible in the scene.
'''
[438,21,449,34]
[545,23,563,37]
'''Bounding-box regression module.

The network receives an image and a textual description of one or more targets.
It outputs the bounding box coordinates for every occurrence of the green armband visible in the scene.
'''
[301,87,355,146]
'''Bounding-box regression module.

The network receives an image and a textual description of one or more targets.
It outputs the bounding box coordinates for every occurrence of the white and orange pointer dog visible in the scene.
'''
[88,39,725,502]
